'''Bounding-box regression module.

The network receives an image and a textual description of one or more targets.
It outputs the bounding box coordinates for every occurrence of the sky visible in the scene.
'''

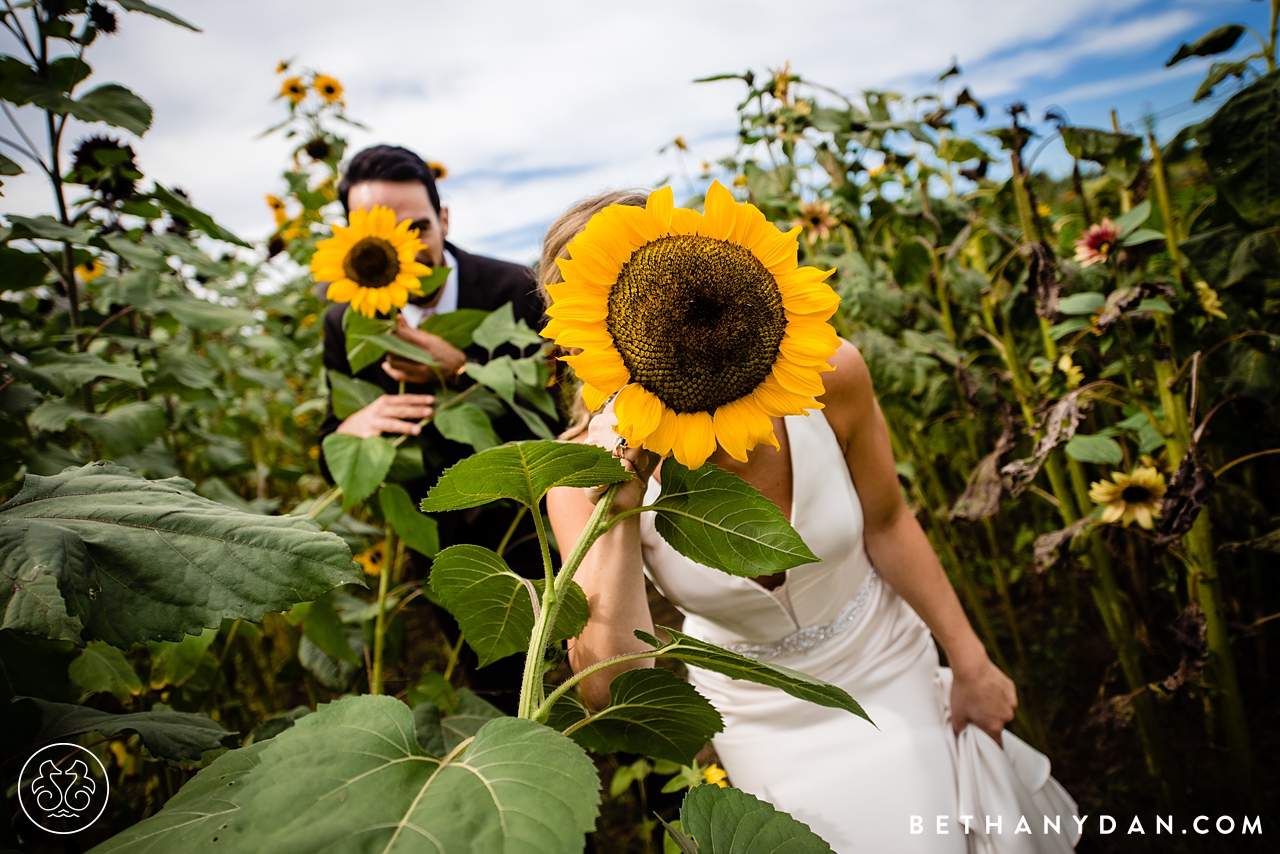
[0,0,1271,264]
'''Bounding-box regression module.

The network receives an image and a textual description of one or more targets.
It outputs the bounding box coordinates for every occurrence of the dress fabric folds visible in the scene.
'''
[639,410,1080,853]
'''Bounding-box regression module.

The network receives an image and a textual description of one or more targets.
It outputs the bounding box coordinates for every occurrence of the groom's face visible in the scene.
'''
[345,180,449,268]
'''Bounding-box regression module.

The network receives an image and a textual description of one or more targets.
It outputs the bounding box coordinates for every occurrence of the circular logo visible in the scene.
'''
[18,742,110,835]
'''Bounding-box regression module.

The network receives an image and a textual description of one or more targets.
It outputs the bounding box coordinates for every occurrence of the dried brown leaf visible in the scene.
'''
[1157,445,1216,547]
[1001,388,1088,496]
[1026,242,1060,320]
[1033,517,1093,573]
[951,405,1015,521]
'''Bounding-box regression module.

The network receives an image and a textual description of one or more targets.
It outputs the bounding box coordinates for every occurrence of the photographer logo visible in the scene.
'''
[18,743,110,835]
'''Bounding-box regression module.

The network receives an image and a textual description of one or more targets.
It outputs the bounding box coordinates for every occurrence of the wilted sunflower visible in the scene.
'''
[70,135,138,202]
[1089,465,1167,530]
[543,181,840,469]
[310,205,432,318]
[280,76,306,104]
[75,258,104,281]
[313,74,344,104]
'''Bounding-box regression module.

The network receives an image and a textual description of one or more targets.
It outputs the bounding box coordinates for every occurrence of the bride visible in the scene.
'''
[541,189,1078,853]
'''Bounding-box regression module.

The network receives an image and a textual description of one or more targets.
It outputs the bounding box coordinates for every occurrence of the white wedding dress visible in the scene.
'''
[638,410,1081,853]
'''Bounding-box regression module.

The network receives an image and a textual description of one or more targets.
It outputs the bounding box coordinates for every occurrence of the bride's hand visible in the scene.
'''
[949,657,1017,746]
[582,401,659,513]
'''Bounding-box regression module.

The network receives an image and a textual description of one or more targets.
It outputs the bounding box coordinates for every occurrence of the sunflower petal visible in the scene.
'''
[614,383,664,446]
[610,204,667,246]
[672,411,717,469]
[771,358,828,397]
[547,321,615,351]
[779,318,840,366]
[712,400,755,463]
[568,237,625,283]
[564,347,630,393]
[670,207,703,235]
[1099,502,1126,524]
[699,181,737,241]
[644,407,680,456]
[753,373,821,417]
[647,186,675,232]
[582,383,613,413]
[326,279,357,304]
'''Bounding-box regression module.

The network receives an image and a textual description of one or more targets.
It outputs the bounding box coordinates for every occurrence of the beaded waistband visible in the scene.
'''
[720,570,877,661]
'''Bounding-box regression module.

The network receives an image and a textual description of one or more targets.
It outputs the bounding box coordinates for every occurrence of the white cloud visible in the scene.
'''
[0,0,1219,262]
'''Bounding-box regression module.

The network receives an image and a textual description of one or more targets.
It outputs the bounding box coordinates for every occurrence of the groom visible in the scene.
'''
[317,144,550,711]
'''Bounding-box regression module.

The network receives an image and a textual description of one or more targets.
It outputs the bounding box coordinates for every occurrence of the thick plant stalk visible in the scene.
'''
[517,484,622,719]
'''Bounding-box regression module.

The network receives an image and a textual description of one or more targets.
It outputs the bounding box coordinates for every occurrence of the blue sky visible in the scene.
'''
[1,0,1270,264]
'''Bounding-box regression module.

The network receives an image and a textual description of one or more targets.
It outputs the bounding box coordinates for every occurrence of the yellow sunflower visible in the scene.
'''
[355,542,386,576]
[542,181,840,469]
[313,74,344,104]
[701,763,728,788]
[1089,465,1167,530]
[266,193,288,226]
[280,76,306,104]
[310,205,432,318]
[75,258,104,281]
[428,160,448,180]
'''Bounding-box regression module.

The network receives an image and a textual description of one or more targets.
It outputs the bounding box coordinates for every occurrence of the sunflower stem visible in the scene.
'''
[369,529,398,695]
[517,483,621,719]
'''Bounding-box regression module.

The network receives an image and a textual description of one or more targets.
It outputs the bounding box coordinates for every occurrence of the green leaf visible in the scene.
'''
[364,332,438,366]
[417,265,450,297]
[85,742,267,853]
[421,440,628,512]
[321,433,395,508]
[1121,227,1165,247]
[1202,70,1280,228]
[29,698,231,765]
[71,83,153,136]
[226,695,601,853]
[472,302,544,354]
[429,544,587,667]
[680,783,835,853]
[27,350,143,394]
[1195,60,1249,103]
[0,462,360,648]
[1048,317,1092,340]
[342,309,395,374]
[648,460,818,577]
[154,296,254,331]
[1063,434,1124,466]
[5,214,97,244]
[0,247,46,290]
[150,185,247,246]
[327,372,383,420]
[148,627,218,689]
[433,401,501,452]
[510,398,556,440]
[421,308,489,349]
[69,641,142,702]
[1055,292,1105,316]
[386,443,427,483]
[116,0,202,31]
[1135,297,1174,314]
[298,590,359,665]
[550,669,723,766]
[1167,24,1246,66]
[439,689,507,752]
[378,483,439,557]
[298,629,362,691]
[0,518,88,642]
[662,816,699,854]
[464,356,516,400]
[637,627,870,721]
[0,150,22,179]
[1112,200,1151,238]
[79,401,165,457]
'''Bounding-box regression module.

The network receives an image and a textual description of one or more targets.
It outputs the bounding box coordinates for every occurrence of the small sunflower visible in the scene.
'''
[75,258,104,282]
[791,199,839,246]
[311,205,432,318]
[1194,280,1226,321]
[428,160,448,180]
[313,74,344,104]
[1056,353,1083,389]
[275,59,291,75]
[266,194,288,226]
[701,764,728,788]
[1074,218,1122,267]
[1089,465,1167,530]
[280,76,306,104]
[355,542,386,576]
[303,137,332,161]
[542,181,840,469]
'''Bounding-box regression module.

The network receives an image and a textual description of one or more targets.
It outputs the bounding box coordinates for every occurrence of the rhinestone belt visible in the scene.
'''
[721,570,877,661]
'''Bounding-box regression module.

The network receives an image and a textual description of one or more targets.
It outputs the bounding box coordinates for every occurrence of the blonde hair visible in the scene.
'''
[540,190,648,438]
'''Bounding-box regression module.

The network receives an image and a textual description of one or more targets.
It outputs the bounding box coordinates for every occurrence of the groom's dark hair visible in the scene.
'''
[338,144,441,214]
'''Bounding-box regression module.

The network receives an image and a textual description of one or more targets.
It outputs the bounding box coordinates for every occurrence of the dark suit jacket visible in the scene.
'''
[318,242,552,571]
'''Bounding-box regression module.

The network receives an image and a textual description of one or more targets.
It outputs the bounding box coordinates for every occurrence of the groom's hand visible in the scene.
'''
[336,393,434,439]
[381,315,467,385]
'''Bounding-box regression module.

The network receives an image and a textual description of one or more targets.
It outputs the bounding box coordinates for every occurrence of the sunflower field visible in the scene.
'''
[0,1,1277,852]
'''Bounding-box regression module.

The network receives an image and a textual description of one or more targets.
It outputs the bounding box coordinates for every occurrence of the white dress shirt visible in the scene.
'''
[400,248,458,328]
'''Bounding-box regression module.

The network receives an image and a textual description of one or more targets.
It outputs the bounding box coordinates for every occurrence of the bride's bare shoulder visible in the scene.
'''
[816,339,876,450]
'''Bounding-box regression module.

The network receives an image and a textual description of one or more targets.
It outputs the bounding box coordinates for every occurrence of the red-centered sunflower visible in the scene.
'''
[542,181,840,469]
[310,206,432,318]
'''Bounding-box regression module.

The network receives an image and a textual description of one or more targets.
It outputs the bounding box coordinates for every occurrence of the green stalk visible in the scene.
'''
[370,530,399,695]
[517,483,622,719]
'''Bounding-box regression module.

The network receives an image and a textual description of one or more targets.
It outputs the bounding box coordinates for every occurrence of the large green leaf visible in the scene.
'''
[225,695,601,853]
[648,460,818,577]
[295,590,359,665]
[464,356,516,400]
[433,688,507,752]
[365,333,438,366]
[0,518,89,642]
[0,462,360,647]
[472,302,544,354]
[327,371,383,420]
[1202,70,1280,228]
[72,83,153,136]
[421,307,489,349]
[29,349,144,393]
[421,440,628,512]
[321,433,395,508]
[0,246,47,290]
[86,742,268,854]
[154,296,254,332]
[1167,24,1246,66]
[81,401,166,457]
[549,668,723,766]
[116,0,202,32]
[27,698,232,763]
[378,484,439,557]
[148,627,219,689]
[637,627,869,721]
[429,544,588,667]
[1064,434,1124,465]
[342,309,395,374]
[434,400,501,452]
[150,185,247,246]
[69,641,141,702]
[680,784,834,853]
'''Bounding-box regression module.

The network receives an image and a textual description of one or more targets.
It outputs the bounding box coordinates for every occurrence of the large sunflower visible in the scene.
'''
[543,181,840,469]
[311,205,432,318]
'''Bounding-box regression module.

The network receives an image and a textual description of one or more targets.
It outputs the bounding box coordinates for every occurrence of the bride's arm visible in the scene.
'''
[821,341,1017,743]
[546,415,658,710]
